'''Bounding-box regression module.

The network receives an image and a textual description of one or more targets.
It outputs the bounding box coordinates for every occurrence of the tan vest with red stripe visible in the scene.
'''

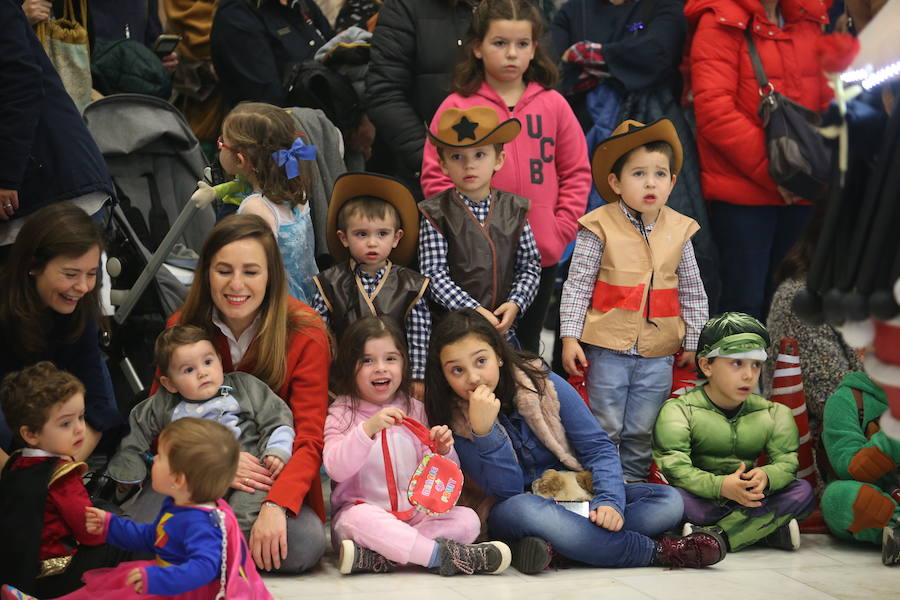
[579,203,699,357]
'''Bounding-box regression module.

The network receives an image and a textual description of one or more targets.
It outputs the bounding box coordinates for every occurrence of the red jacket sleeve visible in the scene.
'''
[690,13,770,184]
[47,469,106,546]
[265,304,330,520]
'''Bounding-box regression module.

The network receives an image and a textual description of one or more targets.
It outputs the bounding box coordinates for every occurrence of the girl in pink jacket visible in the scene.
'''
[323,316,511,576]
[420,0,591,354]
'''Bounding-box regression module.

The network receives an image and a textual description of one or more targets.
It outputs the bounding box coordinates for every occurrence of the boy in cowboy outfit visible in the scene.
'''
[560,118,708,482]
[419,107,541,341]
[311,173,431,399]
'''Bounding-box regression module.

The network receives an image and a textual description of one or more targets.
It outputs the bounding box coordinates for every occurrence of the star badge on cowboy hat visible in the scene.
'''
[326,172,420,266]
[427,106,521,149]
[591,118,684,203]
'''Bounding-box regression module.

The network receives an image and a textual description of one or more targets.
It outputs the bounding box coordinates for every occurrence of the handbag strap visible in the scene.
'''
[743,28,773,94]
[378,417,436,521]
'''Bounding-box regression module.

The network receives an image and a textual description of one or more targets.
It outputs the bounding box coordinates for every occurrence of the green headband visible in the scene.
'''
[698,333,768,360]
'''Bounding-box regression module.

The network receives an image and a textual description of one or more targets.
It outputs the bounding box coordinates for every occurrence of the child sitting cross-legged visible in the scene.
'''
[652,313,816,552]
[105,325,295,534]
[311,173,431,399]
[0,363,129,598]
[1,418,274,600]
[324,315,511,576]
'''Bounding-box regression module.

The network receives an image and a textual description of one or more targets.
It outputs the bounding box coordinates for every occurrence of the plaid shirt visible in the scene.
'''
[560,202,708,353]
[311,263,431,380]
[418,190,542,317]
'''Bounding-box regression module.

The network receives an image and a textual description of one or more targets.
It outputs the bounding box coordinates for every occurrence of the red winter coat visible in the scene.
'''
[686,0,833,206]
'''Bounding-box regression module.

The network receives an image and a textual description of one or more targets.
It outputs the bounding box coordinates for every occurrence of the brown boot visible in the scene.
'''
[654,530,727,568]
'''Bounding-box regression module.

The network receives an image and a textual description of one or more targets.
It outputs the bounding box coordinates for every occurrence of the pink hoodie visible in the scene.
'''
[421,82,591,267]
[323,394,461,518]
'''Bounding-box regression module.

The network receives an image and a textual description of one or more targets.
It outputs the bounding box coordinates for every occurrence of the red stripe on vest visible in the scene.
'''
[591,280,645,312]
[648,288,680,318]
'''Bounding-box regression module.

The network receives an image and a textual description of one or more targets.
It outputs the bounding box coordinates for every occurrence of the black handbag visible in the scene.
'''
[744,29,830,201]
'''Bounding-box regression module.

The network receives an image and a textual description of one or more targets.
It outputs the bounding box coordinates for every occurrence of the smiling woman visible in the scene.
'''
[163,214,332,574]
[0,203,126,464]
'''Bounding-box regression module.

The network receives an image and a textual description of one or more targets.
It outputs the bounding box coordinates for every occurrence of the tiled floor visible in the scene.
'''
[261,534,897,600]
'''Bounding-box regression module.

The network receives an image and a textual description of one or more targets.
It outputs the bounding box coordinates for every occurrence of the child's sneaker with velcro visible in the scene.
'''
[762,518,800,551]
[338,539,396,574]
[436,538,511,576]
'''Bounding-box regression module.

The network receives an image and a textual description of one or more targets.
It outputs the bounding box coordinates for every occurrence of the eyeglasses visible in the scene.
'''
[217,136,256,171]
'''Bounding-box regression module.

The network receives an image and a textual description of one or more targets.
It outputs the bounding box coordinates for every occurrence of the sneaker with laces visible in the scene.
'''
[510,536,552,574]
[1,585,38,600]
[762,518,800,551]
[338,539,396,574]
[435,538,511,576]
[882,525,900,566]
[655,530,727,568]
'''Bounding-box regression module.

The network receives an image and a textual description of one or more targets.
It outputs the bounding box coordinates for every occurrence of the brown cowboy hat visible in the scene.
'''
[591,118,683,204]
[427,106,521,150]
[326,172,419,266]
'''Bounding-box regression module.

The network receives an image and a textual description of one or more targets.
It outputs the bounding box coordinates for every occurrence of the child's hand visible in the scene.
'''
[720,462,764,507]
[468,385,501,436]
[493,302,520,333]
[410,381,425,401]
[430,425,454,455]
[475,306,500,328]
[126,568,143,593]
[85,506,108,535]
[263,455,285,479]
[741,466,769,494]
[589,506,623,531]
[676,351,696,369]
[561,337,588,377]
[362,406,405,438]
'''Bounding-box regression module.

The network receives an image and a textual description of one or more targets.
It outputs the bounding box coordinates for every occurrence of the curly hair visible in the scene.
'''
[0,361,85,441]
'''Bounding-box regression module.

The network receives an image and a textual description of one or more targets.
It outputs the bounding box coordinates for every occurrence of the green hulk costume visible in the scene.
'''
[821,371,900,560]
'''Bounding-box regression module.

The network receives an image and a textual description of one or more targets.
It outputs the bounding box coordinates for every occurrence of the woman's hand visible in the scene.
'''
[429,425,453,455]
[0,189,18,221]
[362,406,405,438]
[249,502,288,571]
[22,0,52,25]
[161,51,178,73]
[777,185,802,205]
[231,452,275,493]
[468,384,500,436]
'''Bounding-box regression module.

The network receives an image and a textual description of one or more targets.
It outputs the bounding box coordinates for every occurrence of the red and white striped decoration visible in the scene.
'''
[771,338,817,487]
[865,317,900,441]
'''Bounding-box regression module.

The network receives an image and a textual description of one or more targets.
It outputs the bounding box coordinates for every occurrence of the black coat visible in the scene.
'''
[365,0,475,184]
[0,0,113,219]
[211,0,334,108]
[551,0,686,94]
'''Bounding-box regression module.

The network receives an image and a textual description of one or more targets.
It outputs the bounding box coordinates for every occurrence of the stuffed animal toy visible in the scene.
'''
[531,469,593,502]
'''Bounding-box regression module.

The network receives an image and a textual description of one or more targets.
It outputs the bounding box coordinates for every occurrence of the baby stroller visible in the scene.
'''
[83,94,215,413]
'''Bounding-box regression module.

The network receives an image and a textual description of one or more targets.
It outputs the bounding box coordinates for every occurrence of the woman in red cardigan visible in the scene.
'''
[686,0,832,319]
[168,214,331,573]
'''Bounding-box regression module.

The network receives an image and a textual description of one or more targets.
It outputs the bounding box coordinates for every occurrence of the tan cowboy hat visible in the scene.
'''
[326,172,420,266]
[591,118,684,204]
[427,106,521,150]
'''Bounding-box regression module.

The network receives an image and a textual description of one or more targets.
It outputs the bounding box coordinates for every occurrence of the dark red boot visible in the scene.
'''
[654,530,727,568]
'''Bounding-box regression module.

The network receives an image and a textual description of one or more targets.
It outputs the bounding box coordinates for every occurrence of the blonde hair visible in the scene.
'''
[221,102,312,207]
[179,214,324,391]
[159,418,239,503]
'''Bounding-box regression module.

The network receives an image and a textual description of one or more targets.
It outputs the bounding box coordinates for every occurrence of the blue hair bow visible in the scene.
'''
[272,137,317,179]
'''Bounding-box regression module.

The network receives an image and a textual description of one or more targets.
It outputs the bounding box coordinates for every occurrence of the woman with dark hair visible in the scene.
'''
[163,213,331,573]
[423,308,727,573]
[0,203,126,465]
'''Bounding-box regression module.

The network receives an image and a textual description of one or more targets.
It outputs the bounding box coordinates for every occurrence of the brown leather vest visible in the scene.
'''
[418,189,530,310]
[578,203,699,357]
[312,261,429,341]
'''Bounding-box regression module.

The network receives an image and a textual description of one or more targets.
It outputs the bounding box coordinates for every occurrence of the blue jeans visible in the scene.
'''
[710,202,812,319]
[584,347,673,481]
[488,483,683,567]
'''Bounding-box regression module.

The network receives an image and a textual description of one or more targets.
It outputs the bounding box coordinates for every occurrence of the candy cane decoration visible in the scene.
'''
[771,338,817,487]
